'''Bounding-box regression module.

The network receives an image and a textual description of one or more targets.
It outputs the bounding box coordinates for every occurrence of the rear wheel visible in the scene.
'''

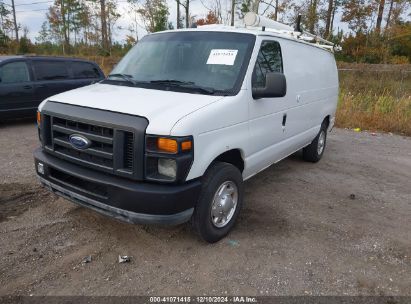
[303,124,327,163]
[192,162,244,243]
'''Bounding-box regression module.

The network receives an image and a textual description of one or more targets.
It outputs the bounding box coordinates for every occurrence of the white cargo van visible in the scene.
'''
[34,15,338,243]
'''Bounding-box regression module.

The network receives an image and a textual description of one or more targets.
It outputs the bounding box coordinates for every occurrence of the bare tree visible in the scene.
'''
[307,0,318,33]
[385,0,394,31]
[100,0,109,50]
[315,0,341,38]
[180,0,191,27]
[375,0,386,34]
[176,0,181,28]
[231,0,235,25]
[127,1,142,40]
[11,0,18,42]
[106,1,120,47]
[324,0,334,38]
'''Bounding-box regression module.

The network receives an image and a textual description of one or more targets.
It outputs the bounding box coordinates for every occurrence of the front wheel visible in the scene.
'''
[303,124,327,163]
[192,162,244,243]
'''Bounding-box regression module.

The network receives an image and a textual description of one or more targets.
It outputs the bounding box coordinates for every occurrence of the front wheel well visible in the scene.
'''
[323,115,330,129]
[211,149,244,173]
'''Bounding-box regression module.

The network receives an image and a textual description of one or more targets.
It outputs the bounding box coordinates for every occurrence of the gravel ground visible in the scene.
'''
[0,119,410,296]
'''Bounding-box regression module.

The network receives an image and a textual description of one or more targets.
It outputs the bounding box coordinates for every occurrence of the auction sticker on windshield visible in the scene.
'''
[207,49,238,66]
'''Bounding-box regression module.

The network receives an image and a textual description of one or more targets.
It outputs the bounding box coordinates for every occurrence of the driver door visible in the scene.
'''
[247,39,290,173]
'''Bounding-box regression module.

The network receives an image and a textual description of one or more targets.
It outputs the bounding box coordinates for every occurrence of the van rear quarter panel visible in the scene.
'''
[280,38,339,134]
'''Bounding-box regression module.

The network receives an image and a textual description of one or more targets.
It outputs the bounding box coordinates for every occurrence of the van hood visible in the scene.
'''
[41,83,224,135]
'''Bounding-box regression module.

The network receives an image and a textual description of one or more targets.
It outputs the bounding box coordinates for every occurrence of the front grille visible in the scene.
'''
[52,116,115,169]
[43,115,135,177]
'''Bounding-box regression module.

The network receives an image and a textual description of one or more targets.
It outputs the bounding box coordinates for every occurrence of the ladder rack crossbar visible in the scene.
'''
[243,12,340,52]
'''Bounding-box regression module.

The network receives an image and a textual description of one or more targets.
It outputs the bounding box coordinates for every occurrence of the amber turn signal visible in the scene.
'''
[157,138,178,153]
[181,140,192,151]
[37,112,41,125]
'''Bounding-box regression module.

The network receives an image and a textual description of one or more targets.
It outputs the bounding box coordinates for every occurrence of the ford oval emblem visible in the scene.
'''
[69,134,91,150]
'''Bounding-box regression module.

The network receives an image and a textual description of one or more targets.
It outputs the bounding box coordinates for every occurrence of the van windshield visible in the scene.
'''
[106,31,255,96]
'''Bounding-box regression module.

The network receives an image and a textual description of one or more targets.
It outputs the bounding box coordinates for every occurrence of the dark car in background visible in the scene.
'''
[0,56,105,120]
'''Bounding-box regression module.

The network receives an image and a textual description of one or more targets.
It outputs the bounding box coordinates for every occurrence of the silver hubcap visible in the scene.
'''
[317,131,326,155]
[211,181,238,228]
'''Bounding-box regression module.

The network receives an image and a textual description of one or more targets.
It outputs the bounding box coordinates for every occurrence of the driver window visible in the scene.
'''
[252,41,283,88]
[0,61,30,84]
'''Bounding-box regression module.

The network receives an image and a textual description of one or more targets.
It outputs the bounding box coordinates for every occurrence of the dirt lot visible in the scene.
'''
[0,119,410,296]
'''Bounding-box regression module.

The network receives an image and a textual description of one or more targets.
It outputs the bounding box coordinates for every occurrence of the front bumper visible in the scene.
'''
[34,148,201,225]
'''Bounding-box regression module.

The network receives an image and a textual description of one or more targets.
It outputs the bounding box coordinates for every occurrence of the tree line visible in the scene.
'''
[0,0,410,63]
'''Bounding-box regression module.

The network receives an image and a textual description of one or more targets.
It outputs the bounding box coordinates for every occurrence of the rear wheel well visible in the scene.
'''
[323,115,330,129]
[212,149,244,173]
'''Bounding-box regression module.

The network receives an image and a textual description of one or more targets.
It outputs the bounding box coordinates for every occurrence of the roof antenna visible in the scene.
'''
[262,26,266,31]
[294,14,302,33]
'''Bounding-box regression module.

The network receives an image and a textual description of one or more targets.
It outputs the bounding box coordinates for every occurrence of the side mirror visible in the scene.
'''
[252,72,287,99]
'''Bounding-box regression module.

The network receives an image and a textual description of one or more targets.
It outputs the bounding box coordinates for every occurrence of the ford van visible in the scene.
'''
[34,16,338,243]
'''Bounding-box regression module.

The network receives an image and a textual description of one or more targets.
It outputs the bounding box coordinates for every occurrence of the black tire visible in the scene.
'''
[303,124,328,163]
[192,162,244,243]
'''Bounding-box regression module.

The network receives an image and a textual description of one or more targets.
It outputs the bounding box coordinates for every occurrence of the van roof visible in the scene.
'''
[152,25,335,53]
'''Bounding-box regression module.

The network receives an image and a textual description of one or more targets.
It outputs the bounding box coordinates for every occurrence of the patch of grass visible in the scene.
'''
[336,65,411,136]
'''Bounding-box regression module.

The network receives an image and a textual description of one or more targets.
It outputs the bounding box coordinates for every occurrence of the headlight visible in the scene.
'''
[145,135,193,183]
[158,158,177,178]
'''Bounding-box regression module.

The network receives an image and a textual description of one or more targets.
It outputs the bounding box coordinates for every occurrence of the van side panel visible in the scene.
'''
[281,39,338,133]
[240,37,338,180]
[279,38,339,156]
[172,37,338,182]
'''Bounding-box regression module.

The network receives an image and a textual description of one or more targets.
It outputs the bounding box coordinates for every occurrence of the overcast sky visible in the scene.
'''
[6,0,380,43]
[12,0,222,42]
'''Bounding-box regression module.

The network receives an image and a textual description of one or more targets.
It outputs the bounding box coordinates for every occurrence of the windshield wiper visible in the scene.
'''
[150,80,215,94]
[107,73,138,85]
[150,80,193,85]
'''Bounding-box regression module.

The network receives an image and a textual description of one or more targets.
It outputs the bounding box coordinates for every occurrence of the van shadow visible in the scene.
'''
[65,202,194,242]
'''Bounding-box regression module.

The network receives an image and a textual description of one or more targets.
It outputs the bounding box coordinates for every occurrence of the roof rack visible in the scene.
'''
[243,12,341,52]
